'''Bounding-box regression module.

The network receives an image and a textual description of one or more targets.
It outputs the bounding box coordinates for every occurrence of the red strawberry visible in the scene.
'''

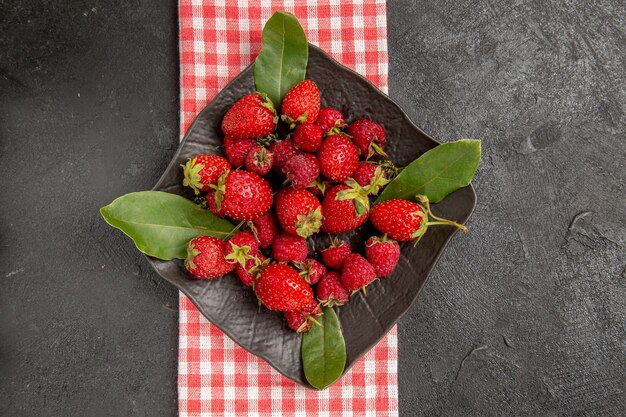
[316,107,346,133]
[316,271,349,307]
[249,211,279,248]
[181,154,231,194]
[207,190,225,218]
[320,239,351,270]
[275,188,322,238]
[236,253,267,287]
[352,163,390,196]
[370,195,467,242]
[255,263,314,312]
[281,80,320,127]
[346,118,387,158]
[224,231,259,268]
[365,236,400,278]
[269,139,300,173]
[296,258,327,285]
[244,144,273,176]
[293,123,323,152]
[340,253,377,292]
[272,233,309,263]
[221,93,277,140]
[317,134,359,182]
[283,153,320,190]
[213,170,273,221]
[320,182,369,234]
[224,136,256,167]
[284,298,322,332]
[184,236,235,279]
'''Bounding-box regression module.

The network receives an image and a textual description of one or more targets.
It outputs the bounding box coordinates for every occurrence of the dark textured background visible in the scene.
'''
[1,1,624,416]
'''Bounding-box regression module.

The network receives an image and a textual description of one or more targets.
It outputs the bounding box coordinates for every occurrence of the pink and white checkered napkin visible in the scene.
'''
[178,1,397,415]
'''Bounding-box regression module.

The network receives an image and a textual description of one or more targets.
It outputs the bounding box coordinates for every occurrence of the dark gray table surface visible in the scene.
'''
[1,1,624,416]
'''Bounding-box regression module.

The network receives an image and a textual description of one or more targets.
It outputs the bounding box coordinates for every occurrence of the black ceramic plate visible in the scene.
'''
[149,44,476,388]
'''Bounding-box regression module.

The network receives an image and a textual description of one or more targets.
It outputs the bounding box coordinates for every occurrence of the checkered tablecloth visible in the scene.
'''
[178,1,398,415]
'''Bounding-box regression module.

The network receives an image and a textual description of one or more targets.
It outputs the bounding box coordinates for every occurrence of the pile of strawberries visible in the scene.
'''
[181,80,458,333]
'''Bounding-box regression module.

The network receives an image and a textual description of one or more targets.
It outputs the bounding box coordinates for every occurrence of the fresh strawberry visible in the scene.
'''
[181,154,231,194]
[249,211,279,248]
[320,182,369,234]
[224,136,256,167]
[221,93,277,140]
[296,258,327,285]
[275,188,322,238]
[224,231,259,268]
[284,298,322,332]
[272,233,309,263]
[320,239,351,270]
[212,170,273,221]
[340,253,377,292]
[281,80,320,127]
[293,123,323,152]
[316,107,346,133]
[316,271,349,307]
[236,253,267,287]
[370,195,467,242]
[255,263,314,312]
[184,236,235,279]
[352,163,390,195]
[207,190,225,218]
[244,144,273,176]
[317,134,359,182]
[283,153,320,190]
[365,236,400,278]
[346,118,387,158]
[269,138,300,173]
[306,179,330,197]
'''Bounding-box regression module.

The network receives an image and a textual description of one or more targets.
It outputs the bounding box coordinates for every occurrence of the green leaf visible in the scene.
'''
[302,307,346,390]
[254,10,308,106]
[376,139,481,204]
[100,191,236,260]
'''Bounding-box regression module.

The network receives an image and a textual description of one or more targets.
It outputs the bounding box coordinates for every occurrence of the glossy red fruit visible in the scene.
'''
[320,184,369,234]
[207,190,226,218]
[272,233,309,263]
[244,144,273,176]
[181,154,231,194]
[249,211,279,248]
[293,123,323,152]
[275,188,322,238]
[184,236,235,279]
[255,263,314,312]
[346,118,387,158]
[269,138,300,173]
[221,93,277,140]
[340,253,377,292]
[281,80,320,127]
[369,199,426,242]
[316,107,346,133]
[320,239,351,270]
[317,134,359,182]
[296,258,327,285]
[370,196,467,242]
[365,236,400,278]
[283,153,320,190]
[224,136,256,167]
[213,170,273,221]
[224,231,259,268]
[284,298,322,332]
[236,253,266,287]
[316,271,349,307]
[352,162,390,196]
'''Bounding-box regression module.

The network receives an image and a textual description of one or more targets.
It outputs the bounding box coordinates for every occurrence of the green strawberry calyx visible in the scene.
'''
[362,166,391,196]
[184,241,201,271]
[411,195,468,244]
[336,179,370,216]
[181,158,205,195]
[224,242,254,268]
[294,206,323,238]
